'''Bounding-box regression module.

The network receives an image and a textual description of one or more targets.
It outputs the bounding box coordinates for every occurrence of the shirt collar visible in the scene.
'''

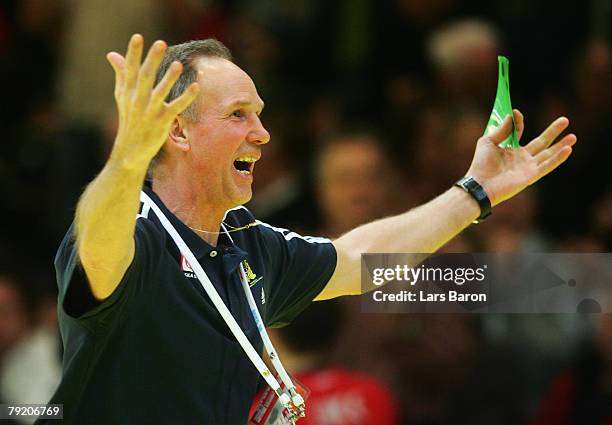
[142,185,220,259]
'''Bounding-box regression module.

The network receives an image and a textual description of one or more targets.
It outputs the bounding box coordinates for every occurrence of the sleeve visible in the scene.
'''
[55,218,164,325]
[359,377,401,425]
[257,222,337,328]
[528,372,575,425]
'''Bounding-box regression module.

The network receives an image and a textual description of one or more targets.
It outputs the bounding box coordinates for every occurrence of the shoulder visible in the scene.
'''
[255,220,332,245]
[134,214,166,244]
[223,205,332,245]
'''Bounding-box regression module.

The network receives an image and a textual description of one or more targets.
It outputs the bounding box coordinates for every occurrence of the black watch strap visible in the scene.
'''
[454,176,491,223]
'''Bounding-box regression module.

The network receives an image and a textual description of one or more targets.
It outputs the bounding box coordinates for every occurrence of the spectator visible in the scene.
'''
[530,314,612,425]
[263,300,400,425]
[0,273,31,425]
[0,280,61,424]
[426,19,500,109]
[0,274,29,366]
[313,129,400,238]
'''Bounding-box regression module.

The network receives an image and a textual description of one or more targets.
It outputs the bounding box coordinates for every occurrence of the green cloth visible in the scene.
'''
[484,56,519,148]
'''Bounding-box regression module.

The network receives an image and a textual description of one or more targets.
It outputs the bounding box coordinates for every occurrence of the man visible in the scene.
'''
[530,314,612,424]
[41,34,576,424]
[314,130,398,238]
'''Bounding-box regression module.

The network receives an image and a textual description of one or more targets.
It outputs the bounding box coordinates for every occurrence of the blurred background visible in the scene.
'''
[0,0,611,424]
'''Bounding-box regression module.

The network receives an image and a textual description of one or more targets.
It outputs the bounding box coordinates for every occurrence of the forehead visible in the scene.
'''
[324,138,384,164]
[319,139,386,176]
[193,57,263,110]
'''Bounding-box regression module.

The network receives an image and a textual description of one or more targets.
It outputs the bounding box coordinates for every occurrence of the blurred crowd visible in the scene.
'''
[0,0,611,424]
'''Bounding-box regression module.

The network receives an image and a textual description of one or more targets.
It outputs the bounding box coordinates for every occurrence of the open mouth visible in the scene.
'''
[233,157,256,175]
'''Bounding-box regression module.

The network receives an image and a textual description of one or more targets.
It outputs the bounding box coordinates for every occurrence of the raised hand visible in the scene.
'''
[105,34,199,167]
[466,110,577,206]
[74,35,199,300]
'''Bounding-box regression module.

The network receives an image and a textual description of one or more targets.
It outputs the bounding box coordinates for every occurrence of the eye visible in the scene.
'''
[231,109,246,119]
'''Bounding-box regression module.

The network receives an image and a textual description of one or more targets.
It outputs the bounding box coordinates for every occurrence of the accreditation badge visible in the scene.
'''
[249,376,310,425]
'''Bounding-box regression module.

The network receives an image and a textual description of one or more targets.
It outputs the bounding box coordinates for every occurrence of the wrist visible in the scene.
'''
[108,144,154,172]
[454,176,492,223]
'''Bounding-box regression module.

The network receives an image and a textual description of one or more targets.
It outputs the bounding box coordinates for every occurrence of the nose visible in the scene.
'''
[247,114,270,145]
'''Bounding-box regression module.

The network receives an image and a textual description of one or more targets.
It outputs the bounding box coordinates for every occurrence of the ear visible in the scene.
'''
[168,116,190,152]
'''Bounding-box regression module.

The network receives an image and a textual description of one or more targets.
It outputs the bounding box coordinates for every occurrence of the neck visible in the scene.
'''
[152,175,226,246]
[281,352,321,374]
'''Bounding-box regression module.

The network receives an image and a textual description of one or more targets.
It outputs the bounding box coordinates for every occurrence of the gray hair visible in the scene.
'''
[148,39,233,177]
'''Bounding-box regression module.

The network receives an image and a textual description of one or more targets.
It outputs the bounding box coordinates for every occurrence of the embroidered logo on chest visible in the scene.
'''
[242,260,260,287]
[180,255,196,279]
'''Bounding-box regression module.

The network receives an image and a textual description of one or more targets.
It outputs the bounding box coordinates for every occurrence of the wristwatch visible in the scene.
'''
[454,176,491,224]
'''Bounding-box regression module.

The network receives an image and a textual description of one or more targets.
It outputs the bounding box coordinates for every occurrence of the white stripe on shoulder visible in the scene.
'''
[136,202,151,219]
[256,220,331,244]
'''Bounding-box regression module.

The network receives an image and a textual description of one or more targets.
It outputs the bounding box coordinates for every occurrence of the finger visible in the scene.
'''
[106,52,126,90]
[525,116,570,155]
[125,34,144,91]
[106,52,126,75]
[534,133,577,165]
[513,109,524,141]
[536,146,573,180]
[488,114,513,144]
[136,40,167,104]
[151,61,183,105]
[165,82,200,116]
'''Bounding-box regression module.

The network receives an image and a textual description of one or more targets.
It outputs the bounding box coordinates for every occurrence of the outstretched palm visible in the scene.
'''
[106,35,200,166]
[467,110,577,206]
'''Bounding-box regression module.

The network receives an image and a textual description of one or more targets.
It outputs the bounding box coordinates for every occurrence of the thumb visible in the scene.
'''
[488,114,513,144]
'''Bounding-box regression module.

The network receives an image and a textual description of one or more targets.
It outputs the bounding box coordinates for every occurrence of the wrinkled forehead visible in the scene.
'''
[193,57,264,109]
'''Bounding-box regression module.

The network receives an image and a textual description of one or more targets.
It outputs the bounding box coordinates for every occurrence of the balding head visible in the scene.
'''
[154,39,233,121]
[149,39,233,177]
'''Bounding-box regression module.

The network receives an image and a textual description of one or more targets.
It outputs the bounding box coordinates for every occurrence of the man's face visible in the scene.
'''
[182,57,269,210]
[317,138,392,234]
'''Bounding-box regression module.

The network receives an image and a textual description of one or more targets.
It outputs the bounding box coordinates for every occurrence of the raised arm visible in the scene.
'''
[317,111,577,300]
[76,35,199,301]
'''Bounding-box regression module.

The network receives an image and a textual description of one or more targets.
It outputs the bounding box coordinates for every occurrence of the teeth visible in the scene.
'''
[234,156,256,176]
[235,157,257,163]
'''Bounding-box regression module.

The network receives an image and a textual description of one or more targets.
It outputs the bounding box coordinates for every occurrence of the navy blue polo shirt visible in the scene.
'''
[39,187,337,425]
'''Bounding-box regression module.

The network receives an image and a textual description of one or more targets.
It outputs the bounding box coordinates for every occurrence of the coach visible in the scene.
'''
[38,34,576,424]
